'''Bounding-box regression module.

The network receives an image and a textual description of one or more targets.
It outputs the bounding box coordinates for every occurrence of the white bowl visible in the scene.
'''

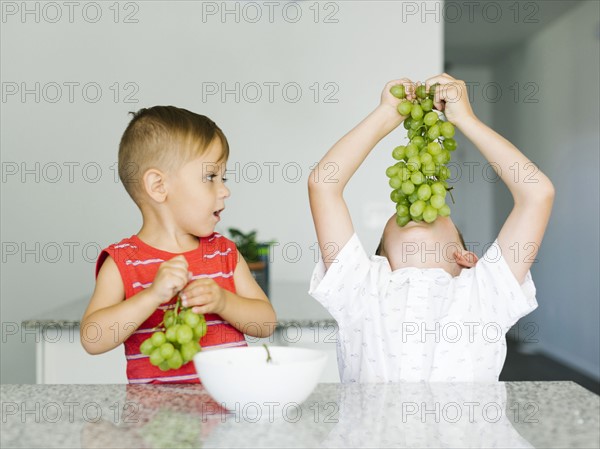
[193,346,327,418]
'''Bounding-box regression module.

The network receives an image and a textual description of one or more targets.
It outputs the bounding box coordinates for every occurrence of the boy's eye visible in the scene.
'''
[222,177,228,183]
[206,174,216,181]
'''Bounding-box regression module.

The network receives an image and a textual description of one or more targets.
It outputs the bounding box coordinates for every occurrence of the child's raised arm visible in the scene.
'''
[308,79,413,269]
[426,73,555,283]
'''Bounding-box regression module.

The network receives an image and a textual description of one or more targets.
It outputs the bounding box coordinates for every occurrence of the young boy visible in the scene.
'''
[81,106,276,383]
[308,74,554,383]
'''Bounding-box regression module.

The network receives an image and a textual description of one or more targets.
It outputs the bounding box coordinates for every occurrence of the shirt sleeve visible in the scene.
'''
[471,239,538,332]
[308,233,374,326]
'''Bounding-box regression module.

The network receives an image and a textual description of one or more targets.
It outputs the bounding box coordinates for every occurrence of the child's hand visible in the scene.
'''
[380,78,416,119]
[179,278,225,315]
[148,255,192,305]
[425,73,476,126]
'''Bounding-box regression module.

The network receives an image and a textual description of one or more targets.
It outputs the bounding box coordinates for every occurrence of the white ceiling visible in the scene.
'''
[445,0,584,64]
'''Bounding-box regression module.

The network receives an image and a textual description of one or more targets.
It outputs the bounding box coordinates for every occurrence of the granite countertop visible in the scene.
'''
[1,381,598,448]
[21,281,335,329]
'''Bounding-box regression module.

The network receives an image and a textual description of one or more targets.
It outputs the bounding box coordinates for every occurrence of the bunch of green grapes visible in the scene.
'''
[387,83,457,226]
[139,299,207,371]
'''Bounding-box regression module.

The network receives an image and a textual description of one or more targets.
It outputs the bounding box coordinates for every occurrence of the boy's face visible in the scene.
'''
[165,138,230,237]
[381,214,467,274]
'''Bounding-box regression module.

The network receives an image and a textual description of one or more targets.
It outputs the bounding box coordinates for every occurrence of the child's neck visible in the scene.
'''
[137,222,200,254]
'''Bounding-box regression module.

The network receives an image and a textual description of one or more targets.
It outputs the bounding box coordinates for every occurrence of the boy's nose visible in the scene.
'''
[220,183,231,199]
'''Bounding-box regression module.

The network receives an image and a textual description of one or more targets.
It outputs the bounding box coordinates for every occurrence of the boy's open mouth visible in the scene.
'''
[213,208,224,218]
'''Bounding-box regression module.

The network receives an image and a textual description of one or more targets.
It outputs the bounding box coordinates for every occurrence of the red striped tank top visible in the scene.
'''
[95,232,247,384]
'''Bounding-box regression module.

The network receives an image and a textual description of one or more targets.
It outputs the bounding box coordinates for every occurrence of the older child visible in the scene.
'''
[308,74,554,382]
[81,106,276,383]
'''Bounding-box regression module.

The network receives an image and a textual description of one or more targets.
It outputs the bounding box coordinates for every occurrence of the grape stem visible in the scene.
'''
[447,187,456,204]
[263,344,273,363]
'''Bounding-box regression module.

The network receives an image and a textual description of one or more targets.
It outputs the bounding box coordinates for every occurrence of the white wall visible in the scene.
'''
[0,2,444,383]
[491,1,600,379]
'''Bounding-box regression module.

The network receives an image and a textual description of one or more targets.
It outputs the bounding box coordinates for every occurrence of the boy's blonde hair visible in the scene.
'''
[118,105,229,206]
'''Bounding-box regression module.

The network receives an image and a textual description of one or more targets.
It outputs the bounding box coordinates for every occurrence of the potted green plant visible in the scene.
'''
[228,228,275,296]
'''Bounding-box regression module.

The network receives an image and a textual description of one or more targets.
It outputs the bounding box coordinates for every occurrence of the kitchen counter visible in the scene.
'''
[22,281,335,329]
[1,381,598,448]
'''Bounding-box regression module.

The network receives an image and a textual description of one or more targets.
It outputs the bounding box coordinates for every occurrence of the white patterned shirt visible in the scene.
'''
[308,233,538,383]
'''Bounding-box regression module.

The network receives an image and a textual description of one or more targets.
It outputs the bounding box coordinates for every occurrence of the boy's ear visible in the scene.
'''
[453,249,479,268]
[143,169,167,203]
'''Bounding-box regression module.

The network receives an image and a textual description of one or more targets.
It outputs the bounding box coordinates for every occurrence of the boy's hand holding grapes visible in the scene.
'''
[378,78,416,130]
[425,73,476,127]
[180,279,226,315]
[148,255,193,305]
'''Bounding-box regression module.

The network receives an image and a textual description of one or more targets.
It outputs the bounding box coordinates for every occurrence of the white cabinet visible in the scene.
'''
[36,325,127,384]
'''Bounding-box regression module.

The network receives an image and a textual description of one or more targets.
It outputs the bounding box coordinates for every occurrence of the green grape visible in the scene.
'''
[398,167,411,182]
[416,85,427,99]
[390,189,403,203]
[438,204,451,217]
[405,143,419,158]
[194,320,207,340]
[422,162,436,176]
[404,117,413,130]
[423,111,439,126]
[427,124,440,140]
[431,182,446,196]
[406,156,421,172]
[410,171,425,185]
[386,165,400,178]
[410,104,424,120]
[419,152,433,165]
[392,145,406,160]
[443,138,457,151]
[390,84,406,99]
[407,128,417,139]
[421,97,433,112]
[389,176,402,189]
[427,142,442,156]
[409,200,426,217]
[160,342,175,359]
[396,214,411,227]
[167,350,184,370]
[163,310,175,328]
[417,184,432,201]
[411,136,426,149]
[149,348,164,366]
[408,192,419,203]
[396,204,409,216]
[401,181,415,195]
[440,121,455,138]
[180,341,198,364]
[434,152,448,165]
[140,339,154,356]
[438,165,451,181]
[151,332,167,347]
[398,100,413,116]
[176,324,193,345]
[165,326,178,342]
[423,205,438,223]
[396,196,410,207]
[410,119,423,131]
[430,194,446,209]
[158,361,170,372]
